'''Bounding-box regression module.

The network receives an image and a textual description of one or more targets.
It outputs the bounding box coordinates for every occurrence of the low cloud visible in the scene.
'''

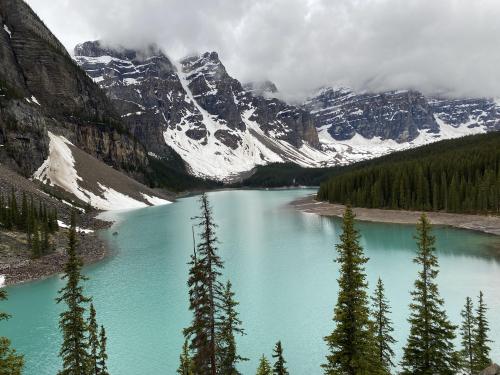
[27,0,500,99]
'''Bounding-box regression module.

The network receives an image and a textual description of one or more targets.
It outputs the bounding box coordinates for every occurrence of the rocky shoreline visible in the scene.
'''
[293,194,500,237]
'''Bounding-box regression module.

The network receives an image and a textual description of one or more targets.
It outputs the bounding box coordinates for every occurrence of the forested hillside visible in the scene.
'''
[317,133,500,214]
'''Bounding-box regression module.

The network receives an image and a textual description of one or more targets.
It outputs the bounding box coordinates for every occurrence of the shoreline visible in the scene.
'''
[292,194,500,237]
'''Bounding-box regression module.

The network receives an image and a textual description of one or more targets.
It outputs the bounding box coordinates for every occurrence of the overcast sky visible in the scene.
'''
[26,0,500,100]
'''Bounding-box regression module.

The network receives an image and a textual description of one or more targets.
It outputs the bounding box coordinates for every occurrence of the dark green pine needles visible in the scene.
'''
[401,214,458,374]
[460,296,475,375]
[323,205,384,375]
[472,291,491,373]
[216,281,247,374]
[272,341,288,375]
[56,213,92,375]
[371,278,396,374]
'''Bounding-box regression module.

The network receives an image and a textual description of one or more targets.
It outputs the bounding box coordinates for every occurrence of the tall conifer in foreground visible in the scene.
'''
[256,355,272,375]
[323,206,382,375]
[177,339,194,375]
[472,291,491,373]
[459,296,475,375]
[88,303,99,374]
[371,278,395,374]
[401,214,457,374]
[98,326,109,375]
[0,290,24,374]
[56,213,91,375]
[216,280,247,374]
[272,341,288,375]
[184,193,224,375]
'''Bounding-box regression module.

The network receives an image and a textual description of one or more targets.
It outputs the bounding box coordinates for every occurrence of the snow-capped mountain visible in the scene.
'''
[75,41,500,181]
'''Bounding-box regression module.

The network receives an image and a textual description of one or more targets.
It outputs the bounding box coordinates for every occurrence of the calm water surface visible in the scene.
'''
[4,189,500,374]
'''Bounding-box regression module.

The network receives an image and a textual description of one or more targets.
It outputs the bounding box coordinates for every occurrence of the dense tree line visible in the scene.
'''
[318,132,500,213]
[0,190,59,257]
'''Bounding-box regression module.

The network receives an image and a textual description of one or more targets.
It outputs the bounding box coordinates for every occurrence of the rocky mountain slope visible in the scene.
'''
[0,0,170,210]
[76,41,500,181]
[75,42,333,180]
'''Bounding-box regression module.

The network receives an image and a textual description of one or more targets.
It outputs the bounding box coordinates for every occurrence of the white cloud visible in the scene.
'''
[26,0,500,99]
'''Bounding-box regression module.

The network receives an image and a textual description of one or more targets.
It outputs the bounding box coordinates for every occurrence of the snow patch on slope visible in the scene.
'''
[3,24,11,38]
[34,132,170,210]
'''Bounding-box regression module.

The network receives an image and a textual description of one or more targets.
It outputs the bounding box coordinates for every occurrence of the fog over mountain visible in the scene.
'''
[26,0,500,100]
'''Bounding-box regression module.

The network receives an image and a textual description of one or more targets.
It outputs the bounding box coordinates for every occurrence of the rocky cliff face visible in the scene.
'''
[75,42,324,179]
[0,0,148,179]
[303,86,499,142]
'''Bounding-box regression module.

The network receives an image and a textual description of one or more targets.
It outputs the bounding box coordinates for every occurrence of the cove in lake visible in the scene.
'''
[4,189,500,374]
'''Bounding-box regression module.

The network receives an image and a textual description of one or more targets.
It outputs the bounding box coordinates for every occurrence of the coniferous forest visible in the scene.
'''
[317,132,500,214]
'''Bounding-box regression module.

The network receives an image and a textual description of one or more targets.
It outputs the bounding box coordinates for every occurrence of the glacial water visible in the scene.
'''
[4,189,500,374]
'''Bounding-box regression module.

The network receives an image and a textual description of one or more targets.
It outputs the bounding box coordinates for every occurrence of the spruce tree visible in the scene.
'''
[323,206,382,375]
[0,290,24,374]
[401,214,458,374]
[177,339,194,375]
[88,303,99,375]
[371,278,395,374]
[271,341,288,375]
[256,355,272,375]
[98,326,109,375]
[472,291,491,373]
[56,213,91,375]
[216,280,246,374]
[184,193,224,375]
[459,297,475,375]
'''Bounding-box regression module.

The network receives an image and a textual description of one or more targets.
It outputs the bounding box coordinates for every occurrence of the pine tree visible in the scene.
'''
[0,290,24,374]
[216,280,247,374]
[272,341,288,375]
[323,205,383,375]
[184,193,224,375]
[459,297,475,375]
[88,304,99,375]
[98,326,109,375]
[256,355,272,375]
[371,278,395,374]
[401,214,458,374]
[56,212,91,375]
[177,339,194,375]
[472,291,491,373]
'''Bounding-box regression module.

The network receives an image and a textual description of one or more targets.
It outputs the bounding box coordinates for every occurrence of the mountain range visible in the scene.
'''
[74,41,500,182]
[1,0,499,210]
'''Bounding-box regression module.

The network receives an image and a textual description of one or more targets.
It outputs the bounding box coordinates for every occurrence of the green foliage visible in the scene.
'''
[146,157,221,192]
[235,162,338,188]
[371,278,396,374]
[271,341,288,375]
[472,291,491,373]
[0,290,24,374]
[184,193,225,375]
[459,296,475,375]
[401,214,458,374]
[318,132,500,214]
[0,190,59,257]
[56,213,91,375]
[256,355,273,375]
[177,339,194,375]
[88,304,99,375]
[98,326,109,375]
[216,281,247,374]
[323,206,383,375]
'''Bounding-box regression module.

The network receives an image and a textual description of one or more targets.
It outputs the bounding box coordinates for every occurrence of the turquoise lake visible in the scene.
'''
[4,189,500,374]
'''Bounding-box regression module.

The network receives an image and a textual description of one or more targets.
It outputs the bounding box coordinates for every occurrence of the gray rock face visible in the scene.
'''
[304,86,499,142]
[75,43,321,172]
[0,1,148,179]
[304,87,439,142]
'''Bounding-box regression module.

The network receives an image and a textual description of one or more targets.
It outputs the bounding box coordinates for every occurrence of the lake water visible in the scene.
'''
[4,189,500,374]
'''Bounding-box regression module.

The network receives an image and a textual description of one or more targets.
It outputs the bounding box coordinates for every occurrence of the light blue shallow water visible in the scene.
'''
[3,189,500,374]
